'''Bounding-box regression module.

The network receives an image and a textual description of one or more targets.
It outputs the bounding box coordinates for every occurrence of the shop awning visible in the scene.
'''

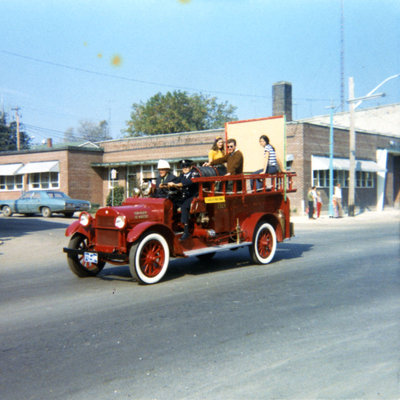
[0,163,23,176]
[18,161,60,174]
[311,156,385,172]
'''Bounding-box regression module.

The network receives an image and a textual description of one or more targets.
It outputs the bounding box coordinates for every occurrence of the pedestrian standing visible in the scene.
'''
[334,183,343,217]
[316,190,323,218]
[307,187,315,219]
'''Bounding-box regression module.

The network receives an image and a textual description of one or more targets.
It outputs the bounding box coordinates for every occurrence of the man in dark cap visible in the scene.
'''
[167,160,199,241]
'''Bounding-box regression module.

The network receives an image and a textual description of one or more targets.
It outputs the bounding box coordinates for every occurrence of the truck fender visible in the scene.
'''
[126,221,175,248]
[241,213,282,242]
[65,220,89,238]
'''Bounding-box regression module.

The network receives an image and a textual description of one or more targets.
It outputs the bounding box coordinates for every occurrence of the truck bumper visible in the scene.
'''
[63,247,127,262]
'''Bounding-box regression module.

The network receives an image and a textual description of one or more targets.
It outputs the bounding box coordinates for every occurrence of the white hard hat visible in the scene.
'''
[157,159,170,169]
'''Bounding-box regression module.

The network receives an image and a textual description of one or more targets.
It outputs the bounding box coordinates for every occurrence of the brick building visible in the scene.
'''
[1,82,399,214]
[0,144,104,205]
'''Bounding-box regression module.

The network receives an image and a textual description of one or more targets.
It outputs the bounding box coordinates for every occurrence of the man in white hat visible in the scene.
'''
[153,160,176,198]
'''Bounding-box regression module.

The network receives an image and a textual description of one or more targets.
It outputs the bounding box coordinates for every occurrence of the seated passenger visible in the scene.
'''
[252,135,278,190]
[203,138,243,191]
[153,159,176,198]
[167,159,199,241]
[208,136,225,162]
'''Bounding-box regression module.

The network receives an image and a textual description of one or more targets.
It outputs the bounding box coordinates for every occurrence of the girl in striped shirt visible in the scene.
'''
[259,135,278,174]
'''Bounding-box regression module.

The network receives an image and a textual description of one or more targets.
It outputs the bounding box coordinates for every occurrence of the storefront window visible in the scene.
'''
[28,172,59,189]
[0,175,23,191]
[313,170,374,188]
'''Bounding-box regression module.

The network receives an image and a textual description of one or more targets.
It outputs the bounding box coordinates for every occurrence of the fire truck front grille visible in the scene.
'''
[96,215,115,228]
[96,229,120,247]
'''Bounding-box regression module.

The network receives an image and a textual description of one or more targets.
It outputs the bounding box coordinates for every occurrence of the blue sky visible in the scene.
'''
[0,0,399,144]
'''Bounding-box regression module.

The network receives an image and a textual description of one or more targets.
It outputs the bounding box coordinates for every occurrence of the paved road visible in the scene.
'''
[0,210,399,399]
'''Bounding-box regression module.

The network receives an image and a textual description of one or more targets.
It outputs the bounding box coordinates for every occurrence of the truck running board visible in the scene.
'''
[183,242,252,257]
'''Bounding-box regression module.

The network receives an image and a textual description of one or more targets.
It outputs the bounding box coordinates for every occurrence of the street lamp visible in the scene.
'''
[110,168,117,206]
[347,73,399,216]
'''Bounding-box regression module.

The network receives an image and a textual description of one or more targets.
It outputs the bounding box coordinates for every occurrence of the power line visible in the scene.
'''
[1,49,269,99]
[1,49,334,102]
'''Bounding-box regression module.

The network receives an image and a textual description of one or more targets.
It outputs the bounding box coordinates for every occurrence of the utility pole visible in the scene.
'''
[340,0,345,112]
[12,107,21,151]
[347,75,392,216]
[348,78,356,216]
[326,103,336,217]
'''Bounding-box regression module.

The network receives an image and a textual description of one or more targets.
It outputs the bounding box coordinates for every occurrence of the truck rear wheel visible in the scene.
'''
[249,222,277,264]
[67,234,105,277]
[129,233,170,284]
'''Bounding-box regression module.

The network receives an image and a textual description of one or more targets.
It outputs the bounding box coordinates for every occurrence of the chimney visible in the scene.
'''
[272,81,292,121]
[47,138,53,148]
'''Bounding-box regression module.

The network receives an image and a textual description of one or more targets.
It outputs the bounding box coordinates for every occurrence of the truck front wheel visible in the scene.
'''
[67,234,105,277]
[130,233,170,284]
[249,222,277,264]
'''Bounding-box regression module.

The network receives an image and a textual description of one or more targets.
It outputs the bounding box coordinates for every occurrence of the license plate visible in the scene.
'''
[84,252,98,264]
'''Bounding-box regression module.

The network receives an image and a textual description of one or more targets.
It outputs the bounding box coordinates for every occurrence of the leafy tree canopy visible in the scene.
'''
[124,91,237,136]
[0,112,30,151]
[64,120,112,143]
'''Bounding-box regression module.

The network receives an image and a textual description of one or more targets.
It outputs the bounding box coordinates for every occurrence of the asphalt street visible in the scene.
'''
[0,210,399,400]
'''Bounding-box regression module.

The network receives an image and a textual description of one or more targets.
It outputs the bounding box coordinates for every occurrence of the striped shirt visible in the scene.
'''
[264,144,277,166]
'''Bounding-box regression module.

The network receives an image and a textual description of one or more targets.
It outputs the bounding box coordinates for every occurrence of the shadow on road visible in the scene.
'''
[98,242,313,284]
[0,216,71,242]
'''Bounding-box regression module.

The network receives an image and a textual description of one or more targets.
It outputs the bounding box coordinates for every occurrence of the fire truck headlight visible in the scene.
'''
[79,212,91,227]
[115,215,127,229]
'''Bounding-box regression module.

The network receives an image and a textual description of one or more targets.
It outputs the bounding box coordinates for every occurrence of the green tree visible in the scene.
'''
[0,113,30,151]
[64,120,112,143]
[106,185,125,206]
[125,91,237,136]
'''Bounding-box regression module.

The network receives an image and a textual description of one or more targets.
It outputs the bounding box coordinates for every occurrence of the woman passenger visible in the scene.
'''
[252,135,278,190]
[258,135,278,174]
[208,136,225,162]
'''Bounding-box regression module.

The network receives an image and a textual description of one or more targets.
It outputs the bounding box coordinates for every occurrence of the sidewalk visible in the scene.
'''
[291,208,400,225]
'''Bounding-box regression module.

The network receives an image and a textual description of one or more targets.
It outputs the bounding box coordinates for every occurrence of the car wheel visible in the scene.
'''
[67,234,105,277]
[2,206,13,217]
[249,222,277,264]
[129,233,170,284]
[41,207,52,218]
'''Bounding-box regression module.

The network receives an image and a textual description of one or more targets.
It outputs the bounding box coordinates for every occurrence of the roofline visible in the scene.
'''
[92,156,208,168]
[96,128,225,144]
[0,145,104,156]
[295,102,400,123]
[287,120,400,138]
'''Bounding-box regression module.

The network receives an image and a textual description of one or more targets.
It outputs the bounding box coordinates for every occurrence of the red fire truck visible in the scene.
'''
[63,169,296,284]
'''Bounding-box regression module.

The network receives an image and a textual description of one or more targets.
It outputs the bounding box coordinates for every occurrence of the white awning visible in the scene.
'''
[311,155,385,172]
[18,161,60,174]
[0,163,23,176]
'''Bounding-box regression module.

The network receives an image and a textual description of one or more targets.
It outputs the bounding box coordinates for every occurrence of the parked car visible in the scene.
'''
[0,190,91,218]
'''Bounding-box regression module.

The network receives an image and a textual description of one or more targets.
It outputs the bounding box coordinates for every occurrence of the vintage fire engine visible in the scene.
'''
[63,168,296,284]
